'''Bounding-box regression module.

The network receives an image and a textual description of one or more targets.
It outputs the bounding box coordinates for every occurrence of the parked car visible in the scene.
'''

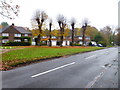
[97,44,103,47]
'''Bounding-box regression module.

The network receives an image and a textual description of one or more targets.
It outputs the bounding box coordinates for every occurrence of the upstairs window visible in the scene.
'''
[86,37,90,40]
[14,34,21,37]
[2,33,9,36]
[52,36,56,39]
[78,37,82,39]
[24,34,28,36]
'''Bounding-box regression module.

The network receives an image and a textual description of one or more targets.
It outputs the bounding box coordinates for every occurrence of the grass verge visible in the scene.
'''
[1,46,104,70]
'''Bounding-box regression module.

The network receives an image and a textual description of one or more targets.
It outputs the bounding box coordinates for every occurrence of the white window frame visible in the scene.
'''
[14,39,21,42]
[2,33,9,36]
[14,34,21,37]
[86,37,90,40]
[2,39,9,43]
[52,36,56,39]
[78,37,82,39]
[24,39,28,42]
[24,34,28,36]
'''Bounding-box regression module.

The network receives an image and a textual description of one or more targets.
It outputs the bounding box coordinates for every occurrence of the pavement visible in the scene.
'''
[2,47,118,88]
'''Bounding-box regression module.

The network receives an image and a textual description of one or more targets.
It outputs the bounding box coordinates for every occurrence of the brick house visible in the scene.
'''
[0,24,32,44]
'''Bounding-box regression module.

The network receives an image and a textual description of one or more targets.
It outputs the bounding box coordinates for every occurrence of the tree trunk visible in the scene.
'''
[71,27,74,46]
[65,37,68,46]
[82,29,85,46]
[49,24,52,46]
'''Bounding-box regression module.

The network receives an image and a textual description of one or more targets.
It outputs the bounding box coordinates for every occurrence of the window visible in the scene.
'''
[14,34,21,37]
[14,39,21,42]
[24,39,28,42]
[2,33,9,36]
[24,34,28,36]
[52,36,56,39]
[2,39,9,43]
[79,37,82,39]
[42,36,47,38]
[86,37,90,40]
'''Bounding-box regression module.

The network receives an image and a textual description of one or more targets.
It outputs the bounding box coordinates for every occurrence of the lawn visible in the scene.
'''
[1,46,104,70]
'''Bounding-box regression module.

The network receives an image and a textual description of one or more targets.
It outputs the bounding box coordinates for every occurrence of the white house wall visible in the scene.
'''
[51,40,57,46]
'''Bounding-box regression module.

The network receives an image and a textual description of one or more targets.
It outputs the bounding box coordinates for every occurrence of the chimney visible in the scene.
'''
[12,23,14,26]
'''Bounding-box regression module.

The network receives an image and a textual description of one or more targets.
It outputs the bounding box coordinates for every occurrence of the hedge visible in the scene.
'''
[5,42,31,46]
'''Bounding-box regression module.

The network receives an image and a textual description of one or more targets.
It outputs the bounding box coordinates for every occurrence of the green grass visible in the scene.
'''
[2,46,104,70]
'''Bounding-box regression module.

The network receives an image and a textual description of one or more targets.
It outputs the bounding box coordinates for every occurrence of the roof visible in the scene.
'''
[0,26,9,33]
[14,26,31,34]
[1,25,31,34]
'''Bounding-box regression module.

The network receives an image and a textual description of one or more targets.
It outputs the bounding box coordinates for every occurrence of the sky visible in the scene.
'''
[0,0,119,30]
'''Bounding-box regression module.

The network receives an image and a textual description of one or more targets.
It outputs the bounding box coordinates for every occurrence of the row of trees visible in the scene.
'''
[31,10,90,47]
[31,10,118,47]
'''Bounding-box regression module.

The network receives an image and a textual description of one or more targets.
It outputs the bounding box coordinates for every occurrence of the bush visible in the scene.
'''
[41,41,47,46]
[74,43,82,46]
[70,42,82,46]
[2,36,8,39]
[5,42,31,46]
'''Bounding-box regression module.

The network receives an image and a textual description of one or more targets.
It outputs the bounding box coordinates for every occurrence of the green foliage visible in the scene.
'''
[1,22,9,27]
[74,43,82,46]
[2,36,8,39]
[5,42,31,46]
[94,33,104,43]
[14,37,21,39]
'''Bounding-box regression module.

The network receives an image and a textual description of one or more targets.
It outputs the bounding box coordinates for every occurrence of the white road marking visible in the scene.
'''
[85,70,106,88]
[85,55,96,59]
[31,62,75,78]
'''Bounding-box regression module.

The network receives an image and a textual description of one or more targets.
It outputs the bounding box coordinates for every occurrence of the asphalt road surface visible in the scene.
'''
[2,47,118,88]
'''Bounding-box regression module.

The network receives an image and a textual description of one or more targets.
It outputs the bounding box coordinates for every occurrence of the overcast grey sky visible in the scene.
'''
[0,0,119,30]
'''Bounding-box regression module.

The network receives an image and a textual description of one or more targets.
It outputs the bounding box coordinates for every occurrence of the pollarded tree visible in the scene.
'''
[49,19,52,46]
[70,18,76,46]
[57,14,66,47]
[32,10,48,46]
[81,18,89,46]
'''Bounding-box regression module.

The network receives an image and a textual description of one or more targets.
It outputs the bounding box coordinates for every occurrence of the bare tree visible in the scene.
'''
[82,18,89,46]
[32,10,48,46]
[0,0,20,19]
[70,18,76,46]
[49,19,52,46]
[57,14,66,47]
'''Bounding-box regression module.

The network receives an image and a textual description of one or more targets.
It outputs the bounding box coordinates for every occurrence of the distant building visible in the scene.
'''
[33,35,91,46]
[0,24,32,44]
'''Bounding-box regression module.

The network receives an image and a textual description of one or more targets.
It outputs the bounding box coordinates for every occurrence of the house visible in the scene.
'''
[0,24,32,44]
[33,35,90,46]
[73,35,91,45]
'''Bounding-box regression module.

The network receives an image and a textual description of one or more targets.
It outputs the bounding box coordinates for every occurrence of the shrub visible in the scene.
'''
[5,42,31,46]
[2,36,8,39]
[74,43,82,46]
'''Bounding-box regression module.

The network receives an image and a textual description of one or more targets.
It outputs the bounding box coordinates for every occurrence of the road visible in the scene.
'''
[2,47,118,88]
